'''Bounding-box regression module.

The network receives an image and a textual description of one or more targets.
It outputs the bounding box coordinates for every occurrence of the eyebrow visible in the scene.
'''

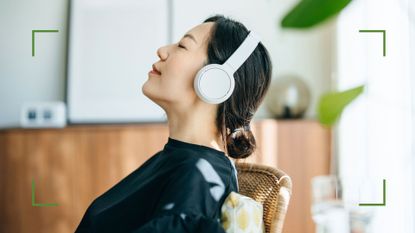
[183,33,198,44]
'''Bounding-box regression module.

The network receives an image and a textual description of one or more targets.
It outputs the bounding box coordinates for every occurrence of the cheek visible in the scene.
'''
[169,55,199,77]
[166,57,200,90]
[160,52,206,102]
[168,78,196,101]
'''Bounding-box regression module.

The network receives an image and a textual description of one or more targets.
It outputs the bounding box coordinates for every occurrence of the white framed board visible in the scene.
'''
[67,0,168,123]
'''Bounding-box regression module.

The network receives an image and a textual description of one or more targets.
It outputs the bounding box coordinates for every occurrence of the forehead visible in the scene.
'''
[184,22,214,46]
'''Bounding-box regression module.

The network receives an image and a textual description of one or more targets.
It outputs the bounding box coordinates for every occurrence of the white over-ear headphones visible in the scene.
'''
[193,31,261,104]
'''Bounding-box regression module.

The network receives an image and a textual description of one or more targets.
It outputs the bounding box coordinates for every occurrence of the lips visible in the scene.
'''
[152,64,161,75]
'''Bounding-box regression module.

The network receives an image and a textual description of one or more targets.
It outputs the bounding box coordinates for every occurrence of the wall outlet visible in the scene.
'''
[20,101,66,128]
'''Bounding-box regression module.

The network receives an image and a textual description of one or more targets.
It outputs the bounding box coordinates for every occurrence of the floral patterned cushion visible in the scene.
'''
[220,191,265,233]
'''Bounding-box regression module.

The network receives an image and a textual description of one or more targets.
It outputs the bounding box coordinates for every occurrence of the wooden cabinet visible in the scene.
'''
[249,120,332,233]
[0,119,330,233]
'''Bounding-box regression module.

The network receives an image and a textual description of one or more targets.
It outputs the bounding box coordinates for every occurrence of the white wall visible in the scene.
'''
[0,0,334,128]
[173,0,336,119]
[262,2,336,119]
[0,0,68,128]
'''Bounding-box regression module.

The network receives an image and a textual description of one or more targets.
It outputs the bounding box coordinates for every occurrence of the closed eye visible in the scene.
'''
[178,43,186,49]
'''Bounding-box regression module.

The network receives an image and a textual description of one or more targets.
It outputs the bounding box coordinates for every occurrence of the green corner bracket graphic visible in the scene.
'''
[359,29,386,57]
[31,179,59,207]
[359,179,386,207]
[31,29,59,57]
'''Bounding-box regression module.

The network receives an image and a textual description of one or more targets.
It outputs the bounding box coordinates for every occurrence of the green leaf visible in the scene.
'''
[317,85,364,126]
[281,0,352,28]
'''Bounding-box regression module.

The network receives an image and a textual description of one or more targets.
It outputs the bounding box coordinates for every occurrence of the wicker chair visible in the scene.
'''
[235,162,292,233]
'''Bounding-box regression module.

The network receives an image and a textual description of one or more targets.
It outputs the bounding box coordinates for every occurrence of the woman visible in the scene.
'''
[75,15,272,233]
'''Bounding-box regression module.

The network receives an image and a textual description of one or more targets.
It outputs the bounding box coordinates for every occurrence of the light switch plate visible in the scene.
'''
[20,101,66,128]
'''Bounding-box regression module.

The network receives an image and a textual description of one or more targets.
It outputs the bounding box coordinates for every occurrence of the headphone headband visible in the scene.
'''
[193,30,262,104]
[223,31,261,73]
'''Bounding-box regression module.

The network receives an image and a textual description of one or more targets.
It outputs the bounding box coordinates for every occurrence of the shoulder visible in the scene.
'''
[164,155,227,186]
[157,152,232,200]
[164,152,233,192]
[150,150,237,221]
[162,147,233,181]
[152,157,230,220]
[160,145,236,199]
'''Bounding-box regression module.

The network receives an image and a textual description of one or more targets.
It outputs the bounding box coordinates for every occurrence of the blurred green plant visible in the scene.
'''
[280,0,363,126]
[317,85,364,126]
[281,0,352,28]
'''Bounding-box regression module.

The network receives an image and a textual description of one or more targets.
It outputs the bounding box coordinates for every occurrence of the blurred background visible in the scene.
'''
[0,0,414,232]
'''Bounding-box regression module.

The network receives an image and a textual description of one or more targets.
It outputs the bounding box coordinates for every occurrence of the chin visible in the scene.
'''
[141,83,163,105]
[141,81,148,96]
[141,81,154,100]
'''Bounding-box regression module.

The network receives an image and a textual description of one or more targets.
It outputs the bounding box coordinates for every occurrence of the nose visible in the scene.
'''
[157,45,168,61]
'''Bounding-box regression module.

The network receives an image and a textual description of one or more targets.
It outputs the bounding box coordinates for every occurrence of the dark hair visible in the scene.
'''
[203,15,273,159]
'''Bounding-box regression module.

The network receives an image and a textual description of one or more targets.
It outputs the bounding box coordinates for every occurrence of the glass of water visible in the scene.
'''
[311,175,349,233]
[311,175,375,233]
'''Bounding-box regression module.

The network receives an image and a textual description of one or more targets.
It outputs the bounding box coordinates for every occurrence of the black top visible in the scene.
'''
[75,137,239,233]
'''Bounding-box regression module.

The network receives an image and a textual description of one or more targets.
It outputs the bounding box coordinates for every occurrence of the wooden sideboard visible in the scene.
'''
[0,119,331,233]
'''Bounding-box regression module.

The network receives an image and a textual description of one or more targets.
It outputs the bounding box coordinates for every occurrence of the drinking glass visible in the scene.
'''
[311,175,376,233]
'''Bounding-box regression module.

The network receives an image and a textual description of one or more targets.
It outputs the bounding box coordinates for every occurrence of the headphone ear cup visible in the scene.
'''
[194,64,235,104]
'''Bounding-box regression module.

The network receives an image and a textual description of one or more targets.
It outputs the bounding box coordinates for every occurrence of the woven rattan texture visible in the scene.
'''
[236,163,292,233]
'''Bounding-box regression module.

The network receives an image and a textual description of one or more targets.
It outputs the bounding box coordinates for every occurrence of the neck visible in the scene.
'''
[165,103,225,154]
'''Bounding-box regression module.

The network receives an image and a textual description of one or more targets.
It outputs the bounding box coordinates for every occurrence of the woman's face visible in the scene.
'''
[142,22,214,109]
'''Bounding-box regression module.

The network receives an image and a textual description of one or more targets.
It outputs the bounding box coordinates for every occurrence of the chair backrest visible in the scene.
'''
[235,162,292,233]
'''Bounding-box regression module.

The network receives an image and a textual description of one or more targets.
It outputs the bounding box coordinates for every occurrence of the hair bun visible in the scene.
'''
[205,15,272,160]
[226,127,256,159]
